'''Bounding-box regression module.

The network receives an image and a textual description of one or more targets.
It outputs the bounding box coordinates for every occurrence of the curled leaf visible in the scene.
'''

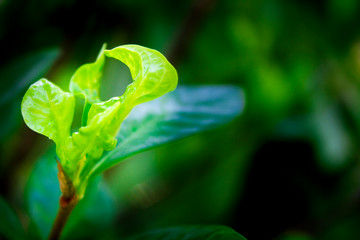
[69,44,106,104]
[21,78,75,145]
[104,45,178,106]
[21,44,178,197]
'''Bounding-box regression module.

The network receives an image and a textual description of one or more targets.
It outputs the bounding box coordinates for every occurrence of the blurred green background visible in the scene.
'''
[2,0,360,239]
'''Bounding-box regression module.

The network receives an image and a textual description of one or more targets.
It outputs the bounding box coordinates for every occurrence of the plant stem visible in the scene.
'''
[48,159,78,239]
[48,195,79,240]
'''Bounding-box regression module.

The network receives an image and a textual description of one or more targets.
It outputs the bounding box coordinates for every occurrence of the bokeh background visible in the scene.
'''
[2,0,360,239]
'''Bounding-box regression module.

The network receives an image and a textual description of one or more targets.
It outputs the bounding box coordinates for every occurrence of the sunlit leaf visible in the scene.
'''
[21,79,77,177]
[21,79,75,145]
[91,85,244,175]
[74,44,179,169]
[69,44,106,104]
[104,44,178,105]
[67,45,177,193]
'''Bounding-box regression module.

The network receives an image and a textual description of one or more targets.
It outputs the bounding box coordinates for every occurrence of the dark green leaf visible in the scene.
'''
[25,147,115,239]
[91,85,244,175]
[0,197,26,240]
[63,175,116,239]
[24,148,61,239]
[127,225,246,240]
[0,48,59,143]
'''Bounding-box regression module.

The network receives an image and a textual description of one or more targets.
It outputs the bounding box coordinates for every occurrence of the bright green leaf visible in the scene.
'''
[69,44,106,104]
[127,225,246,240]
[91,85,244,175]
[22,44,179,196]
[69,100,122,193]
[0,197,26,240]
[104,44,178,106]
[67,45,177,193]
[21,78,75,145]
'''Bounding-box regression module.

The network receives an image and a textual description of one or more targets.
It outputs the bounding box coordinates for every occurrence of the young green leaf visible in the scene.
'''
[21,78,75,145]
[104,45,178,106]
[69,45,178,193]
[0,197,26,240]
[21,78,77,177]
[69,44,106,104]
[127,225,246,240]
[22,44,179,197]
[90,85,244,175]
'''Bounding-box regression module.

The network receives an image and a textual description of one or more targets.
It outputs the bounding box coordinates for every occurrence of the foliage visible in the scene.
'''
[21,44,178,197]
[2,0,360,239]
[0,197,26,240]
[23,85,243,239]
[2,41,244,239]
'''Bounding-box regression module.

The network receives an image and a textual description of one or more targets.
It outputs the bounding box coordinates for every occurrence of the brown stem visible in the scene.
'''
[48,159,79,240]
[48,195,79,240]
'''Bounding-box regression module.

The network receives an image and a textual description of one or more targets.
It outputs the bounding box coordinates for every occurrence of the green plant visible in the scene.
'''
[1,44,245,240]
[21,44,178,239]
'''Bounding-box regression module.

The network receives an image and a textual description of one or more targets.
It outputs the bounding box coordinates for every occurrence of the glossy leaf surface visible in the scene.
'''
[127,225,246,240]
[104,45,178,106]
[21,79,75,145]
[21,44,179,195]
[73,44,179,167]
[69,44,106,104]
[91,85,244,175]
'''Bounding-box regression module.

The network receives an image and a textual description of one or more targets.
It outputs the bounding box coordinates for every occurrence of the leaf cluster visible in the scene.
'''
[21,44,178,197]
